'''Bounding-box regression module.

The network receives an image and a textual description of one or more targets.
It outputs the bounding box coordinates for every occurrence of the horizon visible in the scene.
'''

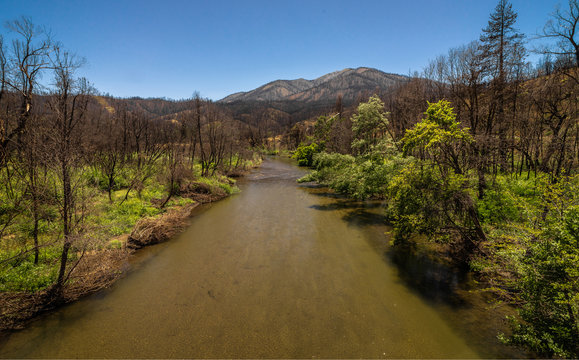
[0,0,563,100]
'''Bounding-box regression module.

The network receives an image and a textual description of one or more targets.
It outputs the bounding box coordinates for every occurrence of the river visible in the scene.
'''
[0,157,523,358]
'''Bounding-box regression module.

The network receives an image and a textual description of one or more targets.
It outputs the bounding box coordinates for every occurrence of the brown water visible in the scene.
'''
[0,158,519,358]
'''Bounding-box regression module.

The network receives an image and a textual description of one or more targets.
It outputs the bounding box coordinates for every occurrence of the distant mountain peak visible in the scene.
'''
[219,67,407,104]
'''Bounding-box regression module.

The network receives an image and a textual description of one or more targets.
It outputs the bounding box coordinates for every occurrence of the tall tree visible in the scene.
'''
[479,0,525,171]
[48,47,91,297]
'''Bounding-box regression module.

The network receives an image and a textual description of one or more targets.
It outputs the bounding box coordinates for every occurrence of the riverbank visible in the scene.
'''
[0,157,486,358]
[0,162,260,333]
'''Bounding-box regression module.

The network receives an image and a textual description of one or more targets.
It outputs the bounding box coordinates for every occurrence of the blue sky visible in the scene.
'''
[0,0,562,100]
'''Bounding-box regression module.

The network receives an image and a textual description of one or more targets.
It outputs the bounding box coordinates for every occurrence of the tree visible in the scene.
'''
[402,100,473,176]
[393,101,486,258]
[480,0,524,87]
[540,0,579,67]
[194,94,208,176]
[351,95,391,156]
[48,47,92,296]
[479,0,525,170]
[93,121,123,202]
[0,35,6,160]
[0,17,52,161]
[159,122,186,208]
[500,176,579,358]
[21,114,50,264]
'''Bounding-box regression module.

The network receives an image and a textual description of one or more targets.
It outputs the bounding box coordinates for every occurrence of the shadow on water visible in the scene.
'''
[306,187,468,308]
[341,208,390,227]
[387,245,469,307]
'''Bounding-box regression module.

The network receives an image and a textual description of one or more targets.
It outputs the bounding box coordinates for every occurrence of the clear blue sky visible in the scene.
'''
[0,0,562,100]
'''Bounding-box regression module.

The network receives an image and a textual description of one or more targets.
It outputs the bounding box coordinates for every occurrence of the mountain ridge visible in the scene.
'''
[219,67,407,104]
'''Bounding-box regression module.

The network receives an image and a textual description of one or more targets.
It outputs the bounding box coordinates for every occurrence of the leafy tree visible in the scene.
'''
[391,101,485,258]
[313,115,335,148]
[402,100,473,175]
[351,95,391,156]
[299,96,402,199]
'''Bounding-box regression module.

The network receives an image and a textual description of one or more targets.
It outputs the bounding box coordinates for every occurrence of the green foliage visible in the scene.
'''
[300,145,409,200]
[500,175,579,358]
[476,179,522,225]
[0,248,61,292]
[385,101,483,250]
[100,197,161,236]
[0,261,58,292]
[402,100,472,174]
[351,95,389,155]
[107,239,124,250]
[197,176,239,195]
[313,114,337,147]
[386,160,470,244]
[293,142,321,167]
[83,165,131,191]
[298,96,401,199]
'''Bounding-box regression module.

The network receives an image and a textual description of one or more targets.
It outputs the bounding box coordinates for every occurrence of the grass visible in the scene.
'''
[0,159,242,293]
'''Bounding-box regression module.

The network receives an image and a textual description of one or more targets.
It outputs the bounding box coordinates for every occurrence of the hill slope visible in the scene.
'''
[219,67,407,104]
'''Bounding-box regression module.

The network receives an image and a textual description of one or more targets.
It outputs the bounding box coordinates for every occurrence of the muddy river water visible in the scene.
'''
[0,158,523,358]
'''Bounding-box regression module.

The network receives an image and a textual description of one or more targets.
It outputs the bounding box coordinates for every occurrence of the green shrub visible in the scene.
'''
[100,197,161,236]
[293,143,321,167]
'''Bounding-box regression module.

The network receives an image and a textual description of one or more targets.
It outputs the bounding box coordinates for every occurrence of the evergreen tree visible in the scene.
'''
[479,0,525,170]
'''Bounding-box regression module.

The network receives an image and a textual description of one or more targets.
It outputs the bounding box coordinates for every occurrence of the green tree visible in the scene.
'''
[390,101,486,258]
[479,0,525,170]
[351,95,391,156]
[402,100,473,175]
[299,96,402,200]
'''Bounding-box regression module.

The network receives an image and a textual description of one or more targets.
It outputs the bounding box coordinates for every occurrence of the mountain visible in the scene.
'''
[219,67,407,104]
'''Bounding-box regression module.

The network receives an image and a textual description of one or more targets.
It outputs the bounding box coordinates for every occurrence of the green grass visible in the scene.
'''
[197,175,239,195]
[1,157,244,293]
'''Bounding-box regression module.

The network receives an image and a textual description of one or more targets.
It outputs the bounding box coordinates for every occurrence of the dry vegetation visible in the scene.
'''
[0,17,263,332]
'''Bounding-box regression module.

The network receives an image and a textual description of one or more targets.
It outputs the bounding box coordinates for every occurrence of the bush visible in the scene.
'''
[293,143,321,167]
[100,197,161,236]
